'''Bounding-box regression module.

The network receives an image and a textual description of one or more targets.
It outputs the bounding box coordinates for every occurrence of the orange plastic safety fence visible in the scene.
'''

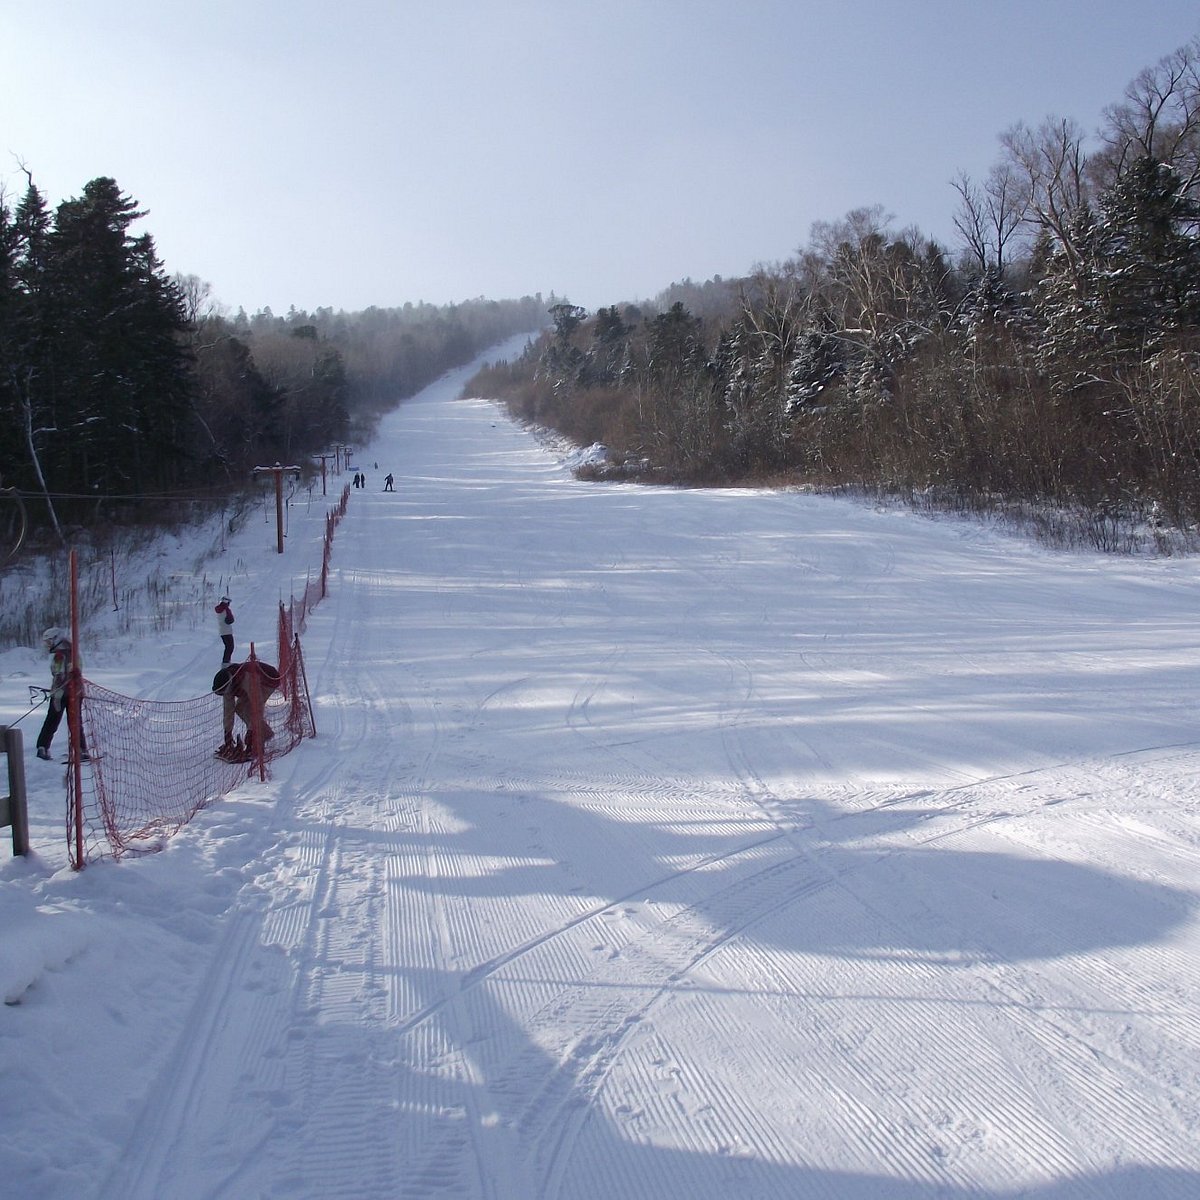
[66,640,316,867]
[278,483,351,658]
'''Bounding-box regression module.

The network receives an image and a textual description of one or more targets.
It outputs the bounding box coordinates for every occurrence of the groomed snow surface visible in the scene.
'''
[3,335,1200,1199]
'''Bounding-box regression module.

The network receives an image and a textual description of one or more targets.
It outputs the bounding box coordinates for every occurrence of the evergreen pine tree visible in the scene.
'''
[43,178,193,501]
[1,182,64,535]
[1095,156,1200,354]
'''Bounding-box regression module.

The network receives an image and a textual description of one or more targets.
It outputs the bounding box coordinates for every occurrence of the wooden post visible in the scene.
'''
[314,453,335,497]
[253,464,301,554]
[1,726,30,857]
[247,642,267,782]
[273,469,284,554]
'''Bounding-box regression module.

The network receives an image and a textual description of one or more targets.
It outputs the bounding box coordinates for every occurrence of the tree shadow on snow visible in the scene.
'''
[387,784,1192,964]
[358,785,1197,1194]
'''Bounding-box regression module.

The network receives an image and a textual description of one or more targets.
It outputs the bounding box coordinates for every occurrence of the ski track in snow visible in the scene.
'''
[7,338,1199,1199]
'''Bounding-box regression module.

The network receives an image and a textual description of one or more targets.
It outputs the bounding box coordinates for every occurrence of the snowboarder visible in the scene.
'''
[214,595,235,663]
[35,627,88,762]
[212,659,281,760]
[383,473,395,491]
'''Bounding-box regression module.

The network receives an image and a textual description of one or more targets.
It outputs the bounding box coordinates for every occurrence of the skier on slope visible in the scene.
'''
[212,659,280,761]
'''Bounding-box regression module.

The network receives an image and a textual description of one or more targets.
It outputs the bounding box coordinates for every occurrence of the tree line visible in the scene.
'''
[473,36,1200,546]
[0,174,544,543]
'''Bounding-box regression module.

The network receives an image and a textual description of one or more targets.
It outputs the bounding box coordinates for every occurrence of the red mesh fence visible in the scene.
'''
[66,639,316,867]
[278,483,350,656]
[64,484,346,868]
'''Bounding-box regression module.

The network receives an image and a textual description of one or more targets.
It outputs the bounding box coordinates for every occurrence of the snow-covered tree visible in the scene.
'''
[1094,155,1200,349]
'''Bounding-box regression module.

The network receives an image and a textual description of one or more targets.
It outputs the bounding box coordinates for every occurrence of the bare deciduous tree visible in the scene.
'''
[951,163,1028,275]
[1097,35,1200,192]
[1001,118,1092,265]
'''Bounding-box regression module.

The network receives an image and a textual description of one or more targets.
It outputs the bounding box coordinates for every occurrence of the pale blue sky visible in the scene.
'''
[3,1,1198,315]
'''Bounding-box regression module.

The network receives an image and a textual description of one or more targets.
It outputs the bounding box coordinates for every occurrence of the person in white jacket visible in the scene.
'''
[214,596,235,663]
[35,628,88,761]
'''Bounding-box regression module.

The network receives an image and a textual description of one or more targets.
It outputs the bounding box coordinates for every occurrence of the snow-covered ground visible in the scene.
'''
[3,335,1200,1199]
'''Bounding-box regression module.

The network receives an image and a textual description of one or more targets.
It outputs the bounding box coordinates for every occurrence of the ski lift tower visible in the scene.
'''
[253,462,301,554]
[314,452,336,497]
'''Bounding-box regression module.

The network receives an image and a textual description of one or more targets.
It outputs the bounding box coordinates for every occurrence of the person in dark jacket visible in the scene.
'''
[212,659,280,759]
